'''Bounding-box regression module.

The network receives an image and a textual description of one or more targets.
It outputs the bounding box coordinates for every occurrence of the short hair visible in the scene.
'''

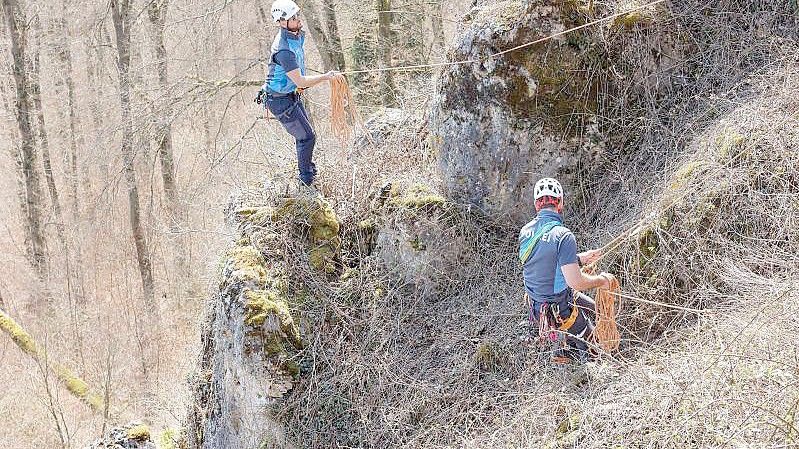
[535,195,561,212]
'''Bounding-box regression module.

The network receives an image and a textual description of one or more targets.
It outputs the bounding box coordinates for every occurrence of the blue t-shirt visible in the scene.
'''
[273,50,299,73]
[519,210,579,304]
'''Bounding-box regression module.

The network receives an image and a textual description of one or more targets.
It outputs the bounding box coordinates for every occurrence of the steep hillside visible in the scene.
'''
[176,1,799,448]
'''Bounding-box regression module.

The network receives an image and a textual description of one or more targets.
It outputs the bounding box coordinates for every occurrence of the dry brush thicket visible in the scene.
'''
[1,0,798,448]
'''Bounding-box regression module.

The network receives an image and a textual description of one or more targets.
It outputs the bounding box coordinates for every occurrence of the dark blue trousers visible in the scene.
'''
[265,93,317,185]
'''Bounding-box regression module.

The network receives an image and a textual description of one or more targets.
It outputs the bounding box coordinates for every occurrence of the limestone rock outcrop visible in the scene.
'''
[86,424,157,449]
[428,0,683,222]
[185,187,341,449]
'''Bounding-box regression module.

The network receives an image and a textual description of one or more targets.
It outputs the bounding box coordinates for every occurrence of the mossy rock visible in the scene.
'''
[465,0,526,32]
[609,0,661,29]
[244,290,303,350]
[158,428,184,449]
[220,245,268,288]
[387,184,447,210]
[126,424,152,441]
[273,196,342,274]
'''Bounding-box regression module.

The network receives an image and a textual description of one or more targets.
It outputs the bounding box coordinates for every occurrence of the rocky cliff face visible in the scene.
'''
[429,0,600,221]
[428,0,685,222]
[185,187,341,449]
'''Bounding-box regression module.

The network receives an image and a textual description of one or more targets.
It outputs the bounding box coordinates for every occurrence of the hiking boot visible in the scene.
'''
[552,346,594,364]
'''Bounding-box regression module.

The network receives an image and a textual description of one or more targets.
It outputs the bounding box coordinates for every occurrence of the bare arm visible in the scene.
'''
[286,68,336,89]
[561,263,613,291]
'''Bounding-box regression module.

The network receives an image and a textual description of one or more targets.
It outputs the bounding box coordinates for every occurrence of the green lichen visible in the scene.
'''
[273,196,341,274]
[0,309,38,355]
[244,290,303,350]
[715,130,747,160]
[670,160,707,190]
[545,413,582,448]
[158,428,181,449]
[309,245,338,274]
[506,39,599,133]
[55,366,105,411]
[1,310,104,412]
[126,424,151,441]
[388,184,446,209]
[611,0,658,28]
[221,245,268,287]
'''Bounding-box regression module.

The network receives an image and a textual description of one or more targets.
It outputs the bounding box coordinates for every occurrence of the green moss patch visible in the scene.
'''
[220,245,268,287]
[244,290,303,350]
[387,184,447,209]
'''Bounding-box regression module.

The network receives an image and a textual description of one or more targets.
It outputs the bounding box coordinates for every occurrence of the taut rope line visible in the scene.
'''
[339,0,666,75]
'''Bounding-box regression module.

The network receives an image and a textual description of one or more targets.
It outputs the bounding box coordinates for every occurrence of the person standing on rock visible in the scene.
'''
[257,0,338,187]
[518,177,616,363]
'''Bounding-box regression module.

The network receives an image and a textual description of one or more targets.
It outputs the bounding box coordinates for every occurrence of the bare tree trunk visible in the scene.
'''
[54,0,81,225]
[147,0,189,283]
[111,0,157,314]
[2,0,49,280]
[376,0,397,106]
[320,0,345,70]
[29,14,67,249]
[296,0,334,71]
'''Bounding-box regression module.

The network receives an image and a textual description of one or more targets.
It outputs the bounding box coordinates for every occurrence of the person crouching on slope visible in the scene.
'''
[519,178,616,363]
[260,0,338,187]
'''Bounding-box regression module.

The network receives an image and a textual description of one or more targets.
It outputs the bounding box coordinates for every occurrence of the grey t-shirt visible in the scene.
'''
[519,210,579,304]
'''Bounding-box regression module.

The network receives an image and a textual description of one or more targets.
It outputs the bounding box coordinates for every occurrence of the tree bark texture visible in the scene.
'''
[147,0,189,280]
[295,0,345,72]
[29,14,67,248]
[376,0,397,106]
[2,0,49,280]
[111,0,157,312]
[320,0,345,70]
[54,0,81,224]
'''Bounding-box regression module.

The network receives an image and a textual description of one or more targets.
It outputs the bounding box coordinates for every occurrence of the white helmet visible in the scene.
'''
[271,0,300,22]
[534,177,563,200]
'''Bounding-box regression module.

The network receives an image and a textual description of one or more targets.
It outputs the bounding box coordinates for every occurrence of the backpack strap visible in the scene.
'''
[518,220,562,264]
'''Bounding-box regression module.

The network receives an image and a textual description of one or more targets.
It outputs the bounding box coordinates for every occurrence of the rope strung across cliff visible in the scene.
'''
[339,0,666,75]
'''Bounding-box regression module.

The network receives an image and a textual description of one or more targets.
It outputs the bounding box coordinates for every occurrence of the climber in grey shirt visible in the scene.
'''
[519,178,615,363]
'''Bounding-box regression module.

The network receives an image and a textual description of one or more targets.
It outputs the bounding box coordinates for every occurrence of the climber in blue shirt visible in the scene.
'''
[519,178,616,363]
[259,0,338,187]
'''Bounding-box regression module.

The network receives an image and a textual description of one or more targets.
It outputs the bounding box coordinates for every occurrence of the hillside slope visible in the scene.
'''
[180,1,799,448]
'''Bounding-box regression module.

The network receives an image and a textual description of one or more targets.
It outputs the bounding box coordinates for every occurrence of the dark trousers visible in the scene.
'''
[533,292,596,352]
[265,93,317,185]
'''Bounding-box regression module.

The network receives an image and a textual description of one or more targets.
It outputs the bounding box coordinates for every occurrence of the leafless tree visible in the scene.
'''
[147,0,189,280]
[29,13,67,249]
[2,0,49,280]
[376,0,397,106]
[110,0,157,313]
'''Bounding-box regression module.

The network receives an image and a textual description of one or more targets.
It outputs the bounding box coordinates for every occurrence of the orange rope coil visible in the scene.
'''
[594,276,621,352]
[329,74,360,143]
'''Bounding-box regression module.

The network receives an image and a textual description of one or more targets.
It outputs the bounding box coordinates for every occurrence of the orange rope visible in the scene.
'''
[329,74,360,143]
[594,276,621,352]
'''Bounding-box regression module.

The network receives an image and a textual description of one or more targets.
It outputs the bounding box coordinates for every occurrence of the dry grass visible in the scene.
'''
[251,1,799,448]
